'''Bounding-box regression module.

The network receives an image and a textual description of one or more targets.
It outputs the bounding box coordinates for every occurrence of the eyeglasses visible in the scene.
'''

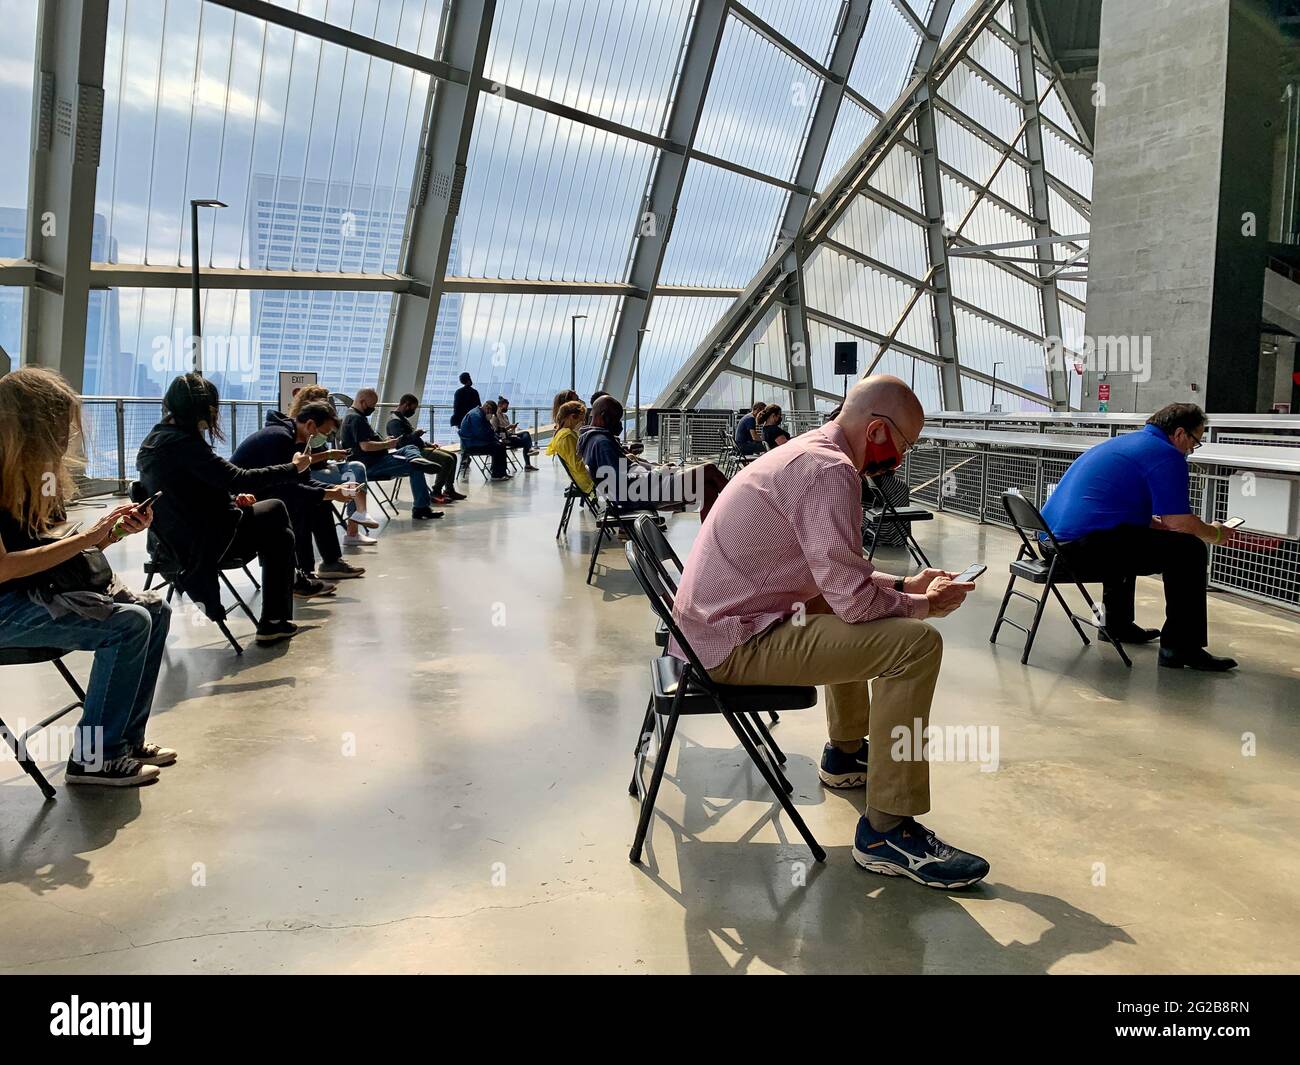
[871,411,918,452]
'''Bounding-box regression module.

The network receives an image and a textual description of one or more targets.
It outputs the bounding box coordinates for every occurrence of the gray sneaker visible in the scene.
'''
[316,560,366,580]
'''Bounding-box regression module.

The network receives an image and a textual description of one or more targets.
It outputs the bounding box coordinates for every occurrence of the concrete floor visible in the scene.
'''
[1,461,1298,974]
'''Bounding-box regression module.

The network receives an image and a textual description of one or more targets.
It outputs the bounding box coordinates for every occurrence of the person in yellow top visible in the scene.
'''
[546,400,594,494]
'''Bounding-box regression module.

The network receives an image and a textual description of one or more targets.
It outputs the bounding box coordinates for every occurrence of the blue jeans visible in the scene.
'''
[313,460,369,517]
[367,451,431,509]
[0,593,171,763]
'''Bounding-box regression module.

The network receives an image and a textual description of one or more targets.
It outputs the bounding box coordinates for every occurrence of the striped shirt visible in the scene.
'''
[669,421,928,669]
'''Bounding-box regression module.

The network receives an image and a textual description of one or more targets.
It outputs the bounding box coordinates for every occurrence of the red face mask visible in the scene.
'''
[862,421,903,476]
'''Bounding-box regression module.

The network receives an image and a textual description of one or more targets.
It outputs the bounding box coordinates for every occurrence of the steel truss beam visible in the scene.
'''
[23,0,109,391]
[377,0,495,403]
[598,0,730,403]
[1011,0,1068,409]
[913,0,963,410]
[659,0,1004,409]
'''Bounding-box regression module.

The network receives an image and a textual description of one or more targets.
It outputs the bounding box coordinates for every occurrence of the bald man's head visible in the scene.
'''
[835,375,924,475]
[591,394,624,432]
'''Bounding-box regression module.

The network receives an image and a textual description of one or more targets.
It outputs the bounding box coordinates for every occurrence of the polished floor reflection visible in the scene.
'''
[1,462,1298,973]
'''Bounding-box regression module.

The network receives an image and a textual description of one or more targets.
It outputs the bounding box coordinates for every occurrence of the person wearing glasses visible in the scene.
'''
[1039,402,1237,671]
[668,376,987,889]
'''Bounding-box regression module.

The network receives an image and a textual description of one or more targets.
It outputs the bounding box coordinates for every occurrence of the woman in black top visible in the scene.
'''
[136,374,319,645]
[759,404,790,449]
[0,368,173,787]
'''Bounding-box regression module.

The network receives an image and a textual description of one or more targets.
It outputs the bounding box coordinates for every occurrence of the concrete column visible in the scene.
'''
[1084,0,1278,414]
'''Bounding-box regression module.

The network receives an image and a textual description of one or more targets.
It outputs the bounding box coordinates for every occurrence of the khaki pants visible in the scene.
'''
[709,614,942,816]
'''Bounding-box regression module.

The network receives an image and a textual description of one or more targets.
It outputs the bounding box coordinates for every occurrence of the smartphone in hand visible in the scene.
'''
[951,563,987,584]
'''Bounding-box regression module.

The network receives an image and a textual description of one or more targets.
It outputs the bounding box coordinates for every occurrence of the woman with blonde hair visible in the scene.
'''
[0,367,174,787]
[551,389,580,424]
[545,400,594,494]
[288,384,379,544]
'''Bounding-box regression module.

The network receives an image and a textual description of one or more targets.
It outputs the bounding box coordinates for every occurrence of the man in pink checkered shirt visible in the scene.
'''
[669,376,989,889]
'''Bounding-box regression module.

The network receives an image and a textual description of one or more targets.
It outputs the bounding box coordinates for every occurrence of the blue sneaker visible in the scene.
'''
[852,816,989,889]
[819,741,868,788]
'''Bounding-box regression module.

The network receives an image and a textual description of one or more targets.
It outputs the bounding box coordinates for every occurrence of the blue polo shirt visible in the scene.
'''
[1040,424,1191,541]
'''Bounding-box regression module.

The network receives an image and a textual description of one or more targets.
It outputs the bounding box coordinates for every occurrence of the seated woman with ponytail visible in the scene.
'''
[136,373,325,647]
[0,367,175,788]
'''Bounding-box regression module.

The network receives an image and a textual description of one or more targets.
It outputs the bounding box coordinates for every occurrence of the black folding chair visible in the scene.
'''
[623,538,824,864]
[0,648,86,799]
[989,489,1132,668]
[132,482,251,655]
[585,494,678,586]
[458,447,497,483]
[863,475,933,567]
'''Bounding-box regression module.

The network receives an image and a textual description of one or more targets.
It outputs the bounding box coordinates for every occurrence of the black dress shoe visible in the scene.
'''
[1159,647,1238,672]
[1102,624,1161,645]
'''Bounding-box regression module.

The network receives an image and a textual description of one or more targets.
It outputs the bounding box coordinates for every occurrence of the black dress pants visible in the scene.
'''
[223,499,296,624]
[1049,524,1209,651]
[271,490,342,574]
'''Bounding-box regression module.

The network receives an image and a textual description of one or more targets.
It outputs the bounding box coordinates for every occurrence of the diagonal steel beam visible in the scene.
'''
[599,0,730,404]
[377,0,495,403]
[1012,0,1068,409]
[658,0,1002,408]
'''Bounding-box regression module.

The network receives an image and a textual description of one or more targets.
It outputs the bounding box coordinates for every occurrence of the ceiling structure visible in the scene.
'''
[0,0,1094,415]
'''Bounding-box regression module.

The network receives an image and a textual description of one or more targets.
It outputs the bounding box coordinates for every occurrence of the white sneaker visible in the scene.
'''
[350,510,380,529]
[343,532,379,546]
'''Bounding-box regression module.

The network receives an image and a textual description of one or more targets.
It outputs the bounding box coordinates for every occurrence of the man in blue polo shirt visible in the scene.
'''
[1040,403,1237,671]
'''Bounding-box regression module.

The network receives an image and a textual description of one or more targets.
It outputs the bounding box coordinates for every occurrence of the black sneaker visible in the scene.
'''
[447,490,469,501]
[853,816,989,889]
[491,474,513,482]
[293,575,337,598]
[411,507,445,520]
[65,755,160,788]
[316,560,366,580]
[130,742,178,767]
[1159,647,1237,671]
[1102,624,1160,645]
[818,741,868,788]
[256,620,301,645]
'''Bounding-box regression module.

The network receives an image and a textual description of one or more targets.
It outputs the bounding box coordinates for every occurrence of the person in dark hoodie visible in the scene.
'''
[136,374,331,646]
[231,402,366,584]
[450,372,482,428]
[458,399,510,480]
[386,393,462,504]
[579,395,728,519]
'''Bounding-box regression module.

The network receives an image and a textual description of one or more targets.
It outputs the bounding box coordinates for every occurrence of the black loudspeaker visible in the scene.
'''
[833,341,858,376]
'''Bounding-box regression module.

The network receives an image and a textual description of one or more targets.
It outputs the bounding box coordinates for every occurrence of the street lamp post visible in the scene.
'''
[634,327,649,442]
[990,361,1004,412]
[569,314,587,392]
[750,341,763,410]
[189,199,227,375]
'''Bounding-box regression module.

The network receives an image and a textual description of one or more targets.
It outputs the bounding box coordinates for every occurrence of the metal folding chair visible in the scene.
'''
[989,488,1132,668]
[622,537,824,864]
[862,475,933,568]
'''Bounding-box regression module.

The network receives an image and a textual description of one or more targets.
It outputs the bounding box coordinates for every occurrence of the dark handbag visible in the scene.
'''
[43,547,114,595]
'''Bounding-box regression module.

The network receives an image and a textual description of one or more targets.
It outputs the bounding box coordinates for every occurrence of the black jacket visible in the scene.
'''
[450,385,481,427]
[231,411,328,509]
[136,421,298,613]
[385,410,425,449]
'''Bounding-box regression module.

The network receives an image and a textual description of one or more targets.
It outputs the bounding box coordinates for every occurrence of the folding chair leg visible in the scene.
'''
[53,658,86,701]
[220,572,258,625]
[242,564,260,591]
[865,515,884,562]
[143,569,154,591]
[586,525,607,585]
[630,709,679,864]
[905,533,931,568]
[556,494,574,539]
[736,711,792,793]
[216,618,244,655]
[990,575,1017,644]
[745,711,787,766]
[1075,582,1132,668]
[628,696,655,798]
[1,717,58,800]
[1050,582,1091,646]
[723,710,825,862]
[1021,588,1052,665]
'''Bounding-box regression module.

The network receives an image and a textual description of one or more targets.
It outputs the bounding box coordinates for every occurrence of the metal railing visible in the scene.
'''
[77,396,558,493]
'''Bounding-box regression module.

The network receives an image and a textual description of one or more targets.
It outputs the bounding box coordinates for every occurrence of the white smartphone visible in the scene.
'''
[952,563,987,583]
[1223,516,1245,529]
